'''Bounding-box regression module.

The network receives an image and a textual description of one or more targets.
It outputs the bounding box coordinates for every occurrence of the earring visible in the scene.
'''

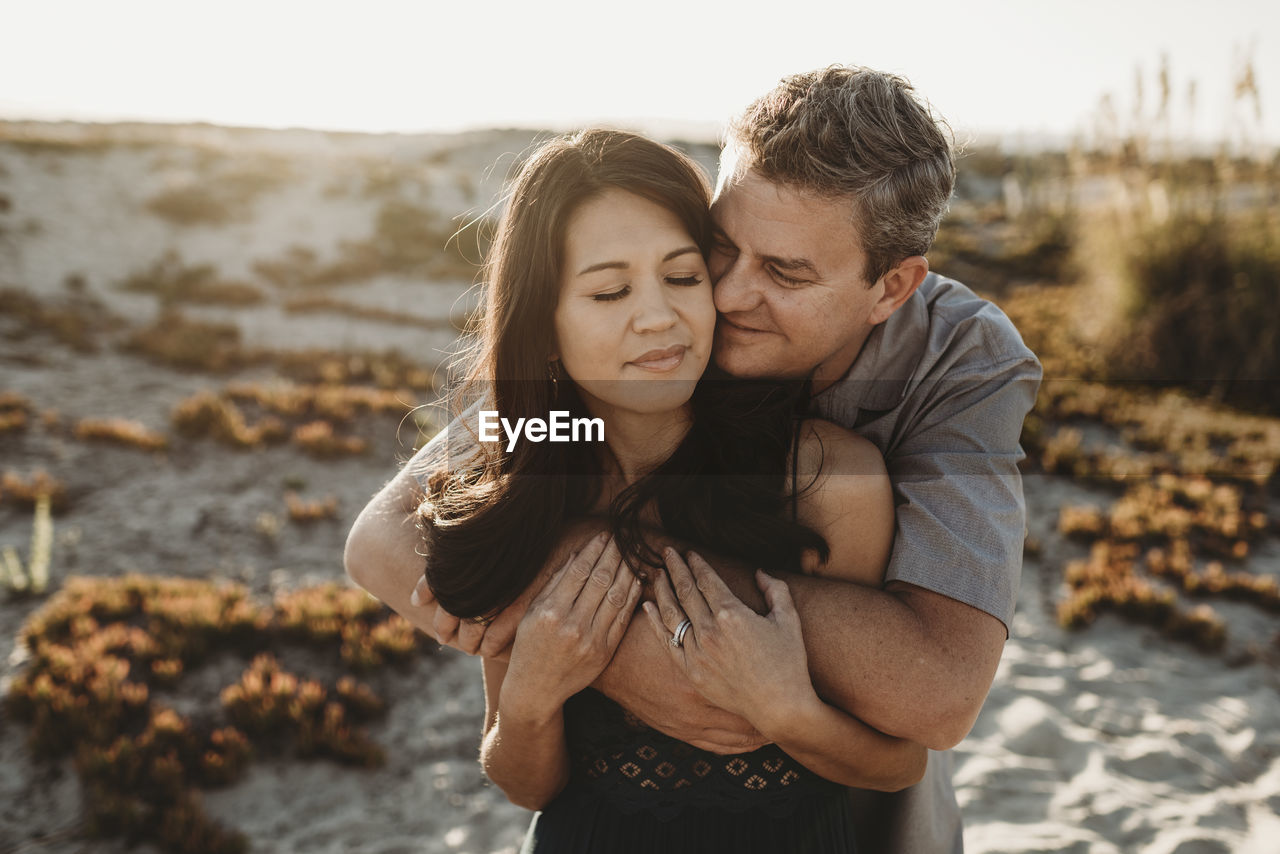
[547,359,561,388]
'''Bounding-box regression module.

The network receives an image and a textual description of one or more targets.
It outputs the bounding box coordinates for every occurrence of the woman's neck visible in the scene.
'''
[592,404,692,485]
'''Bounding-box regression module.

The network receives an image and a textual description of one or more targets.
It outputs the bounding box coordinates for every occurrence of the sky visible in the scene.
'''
[2,0,1277,146]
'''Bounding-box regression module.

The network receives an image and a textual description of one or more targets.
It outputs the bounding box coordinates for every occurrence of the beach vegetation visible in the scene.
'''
[120,252,266,307]
[125,311,258,373]
[282,293,457,330]
[1,468,68,511]
[252,205,493,289]
[171,391,289,448]
[0,390,30,433]
[1,493,52,595]
[5,574,425,852]
[145,155,294,226]
[284,491,339,523]
[291,420,367,458]
[74,417,169,452]
[0,287,110,352]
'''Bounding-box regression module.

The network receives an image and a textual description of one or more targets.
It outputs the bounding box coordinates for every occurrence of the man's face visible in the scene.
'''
[708,168,884,390]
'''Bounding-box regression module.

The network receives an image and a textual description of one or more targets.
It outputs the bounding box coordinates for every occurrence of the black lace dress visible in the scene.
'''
[519,688,855,853]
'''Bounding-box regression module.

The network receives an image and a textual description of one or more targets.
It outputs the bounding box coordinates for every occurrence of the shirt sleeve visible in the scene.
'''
[883,354,1042,633]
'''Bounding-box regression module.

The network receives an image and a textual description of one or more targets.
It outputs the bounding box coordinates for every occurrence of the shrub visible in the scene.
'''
[171,392,288,448]
[7,574,421,852]
[1102,206,1280,412]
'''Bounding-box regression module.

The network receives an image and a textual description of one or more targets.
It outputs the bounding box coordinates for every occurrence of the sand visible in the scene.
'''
[0,121,1277,854]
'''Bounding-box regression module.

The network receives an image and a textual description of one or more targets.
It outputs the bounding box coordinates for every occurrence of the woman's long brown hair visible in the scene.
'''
[419,130,826,621]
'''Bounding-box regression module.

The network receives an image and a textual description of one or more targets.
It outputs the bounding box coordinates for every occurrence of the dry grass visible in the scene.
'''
[171,392,288,449]
[145,154,295,226]
[284,491,339,523]
[73,418,169,452]
[120,252,265,307]
[0,391,29,434]
[252,244,384,290]
[252,204,492,289]
[171,381,415,457]
[223,381,418,422]
[1,469,68,512]
[124,312,260,373]
[281,294,455,329]
[291,420,367,459]
[0,288,114,352]
[272,350,437,390]
[1,493,52,596]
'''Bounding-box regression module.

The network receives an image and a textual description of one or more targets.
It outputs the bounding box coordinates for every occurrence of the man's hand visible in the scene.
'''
[404,518,611,659]
[410,569,543,660]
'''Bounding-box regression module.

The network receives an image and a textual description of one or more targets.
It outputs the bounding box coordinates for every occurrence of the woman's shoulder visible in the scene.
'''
[791,418,893,585]
[792,418,886,481]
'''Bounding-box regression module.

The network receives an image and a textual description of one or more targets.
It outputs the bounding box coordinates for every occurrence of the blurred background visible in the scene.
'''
[1,2,1278,853]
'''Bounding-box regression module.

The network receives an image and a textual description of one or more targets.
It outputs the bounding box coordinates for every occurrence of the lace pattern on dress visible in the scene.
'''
[564,689,839,821]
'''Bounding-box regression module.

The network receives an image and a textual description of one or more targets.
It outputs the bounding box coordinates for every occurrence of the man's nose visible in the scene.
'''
[712,256,762,314]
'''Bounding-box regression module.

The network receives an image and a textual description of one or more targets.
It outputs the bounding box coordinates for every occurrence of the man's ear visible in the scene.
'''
[868,256,929,325]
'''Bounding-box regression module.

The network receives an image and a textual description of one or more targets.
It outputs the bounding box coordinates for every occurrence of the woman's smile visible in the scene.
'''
[627,345,687,372]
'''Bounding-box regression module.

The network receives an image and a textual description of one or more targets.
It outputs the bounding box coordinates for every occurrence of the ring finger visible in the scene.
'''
[651,565,691,640]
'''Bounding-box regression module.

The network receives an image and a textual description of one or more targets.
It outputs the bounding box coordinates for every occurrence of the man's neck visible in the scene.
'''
[809,326,874,395]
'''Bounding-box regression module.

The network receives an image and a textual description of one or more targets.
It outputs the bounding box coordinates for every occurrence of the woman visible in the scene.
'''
[415,129,924,852]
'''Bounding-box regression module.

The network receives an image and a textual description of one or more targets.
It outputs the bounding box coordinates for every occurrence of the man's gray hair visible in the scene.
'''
[721,65,956,284]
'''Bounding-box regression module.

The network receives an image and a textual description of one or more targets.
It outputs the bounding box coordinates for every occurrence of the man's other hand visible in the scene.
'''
[410,573,528,660]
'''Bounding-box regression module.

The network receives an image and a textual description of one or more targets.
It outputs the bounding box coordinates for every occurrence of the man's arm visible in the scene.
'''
[344,465,439,635]
[599,355,1040,752]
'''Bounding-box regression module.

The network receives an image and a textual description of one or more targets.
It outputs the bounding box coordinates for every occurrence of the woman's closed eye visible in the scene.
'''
[665,274,703,286]
[592,285,631,302]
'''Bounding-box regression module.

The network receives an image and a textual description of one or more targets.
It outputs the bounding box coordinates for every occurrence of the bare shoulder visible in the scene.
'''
[792,419,893,587]
[793,418,887,481]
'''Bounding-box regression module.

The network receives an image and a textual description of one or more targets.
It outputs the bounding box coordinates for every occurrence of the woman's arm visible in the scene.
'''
[479,657,570,810]
[477,534,644,810]
[645,552,925,791]
[790,418,895,587]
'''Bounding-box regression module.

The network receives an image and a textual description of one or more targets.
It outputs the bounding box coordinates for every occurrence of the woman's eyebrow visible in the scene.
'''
[577,245,700,276]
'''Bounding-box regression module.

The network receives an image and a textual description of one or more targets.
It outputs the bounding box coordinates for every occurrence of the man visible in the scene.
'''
[346,65,1041,852]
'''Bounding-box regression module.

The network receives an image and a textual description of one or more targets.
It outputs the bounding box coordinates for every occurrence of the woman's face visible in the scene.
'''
[553,188,715,421]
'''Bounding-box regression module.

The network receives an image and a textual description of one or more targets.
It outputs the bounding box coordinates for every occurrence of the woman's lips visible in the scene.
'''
[628,345,686,372]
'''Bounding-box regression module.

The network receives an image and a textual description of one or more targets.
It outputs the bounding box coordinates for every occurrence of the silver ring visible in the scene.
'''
[670,618,692,648]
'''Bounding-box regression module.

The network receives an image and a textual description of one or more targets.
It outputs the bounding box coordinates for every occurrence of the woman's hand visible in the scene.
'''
[499,532,643,719]
[643,548,820,735]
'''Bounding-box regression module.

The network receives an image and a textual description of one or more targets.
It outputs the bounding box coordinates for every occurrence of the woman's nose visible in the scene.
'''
[632,282,678,333]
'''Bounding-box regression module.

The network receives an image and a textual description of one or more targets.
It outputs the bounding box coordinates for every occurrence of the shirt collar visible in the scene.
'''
[815,281,931,414]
